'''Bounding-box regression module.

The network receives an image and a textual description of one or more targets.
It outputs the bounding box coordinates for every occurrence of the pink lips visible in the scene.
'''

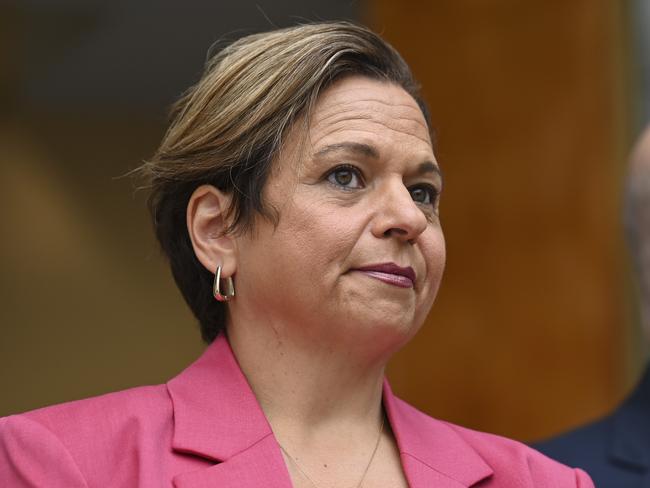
[353,263,416,288]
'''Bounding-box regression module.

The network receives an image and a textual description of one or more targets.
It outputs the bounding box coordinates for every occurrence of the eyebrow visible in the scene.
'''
[313,142,379,159]
[313,141,442,179]
[417,161,442,178]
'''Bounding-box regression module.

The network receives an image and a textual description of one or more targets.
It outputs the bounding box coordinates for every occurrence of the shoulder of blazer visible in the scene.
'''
[0,414,89,487]
[443,420,594,487]
[384,386,593,487]
[0,384,172,485]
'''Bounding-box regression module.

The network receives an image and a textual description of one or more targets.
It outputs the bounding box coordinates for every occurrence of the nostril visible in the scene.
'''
[384,228,408,238]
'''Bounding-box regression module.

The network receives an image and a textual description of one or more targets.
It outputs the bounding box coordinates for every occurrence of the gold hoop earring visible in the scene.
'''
[213,265,235,302]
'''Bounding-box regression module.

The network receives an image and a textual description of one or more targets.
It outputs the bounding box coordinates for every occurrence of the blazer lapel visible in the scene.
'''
[166,335,493,488]
[383,380,493,487]
[172,434,292,488]
[167,335,293,488]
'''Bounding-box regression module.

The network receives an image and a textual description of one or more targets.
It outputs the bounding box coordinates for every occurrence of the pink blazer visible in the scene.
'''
[1,336,593,487]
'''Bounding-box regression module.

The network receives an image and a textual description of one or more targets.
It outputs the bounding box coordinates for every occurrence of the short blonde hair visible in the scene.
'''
[140,21,430,342]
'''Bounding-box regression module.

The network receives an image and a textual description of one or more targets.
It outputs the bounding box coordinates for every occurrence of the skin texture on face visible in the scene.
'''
[230,75,446,359]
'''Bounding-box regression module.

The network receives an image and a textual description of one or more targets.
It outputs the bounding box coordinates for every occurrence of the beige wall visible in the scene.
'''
[0,115,203,415]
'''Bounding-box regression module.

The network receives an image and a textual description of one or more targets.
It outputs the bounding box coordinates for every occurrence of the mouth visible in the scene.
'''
[351,263,416,289]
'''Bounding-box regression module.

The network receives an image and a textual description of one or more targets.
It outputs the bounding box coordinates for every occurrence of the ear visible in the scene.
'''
[186,185,237,278]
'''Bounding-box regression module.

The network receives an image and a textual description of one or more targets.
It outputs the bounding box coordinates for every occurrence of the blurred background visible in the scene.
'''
[1,0,648,443]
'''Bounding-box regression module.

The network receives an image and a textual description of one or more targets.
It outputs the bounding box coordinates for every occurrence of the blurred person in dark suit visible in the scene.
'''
[534,124,650,487]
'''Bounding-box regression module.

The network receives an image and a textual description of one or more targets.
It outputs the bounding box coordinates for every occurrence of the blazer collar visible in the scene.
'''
[167,334,493,487]
[609,365,650,470]
[383,380,493,486]
[167,335,293,487]
[167,334,276,461]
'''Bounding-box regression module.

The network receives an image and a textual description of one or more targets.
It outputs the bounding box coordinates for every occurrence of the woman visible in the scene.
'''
[0,22,592,487]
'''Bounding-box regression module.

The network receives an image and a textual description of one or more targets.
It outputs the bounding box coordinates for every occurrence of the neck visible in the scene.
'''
[226,313,389,441]
[224,308,411,487]
[228,323,386,424]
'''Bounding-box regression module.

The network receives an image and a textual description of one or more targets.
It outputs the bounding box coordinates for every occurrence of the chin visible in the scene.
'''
[358,313,421,346]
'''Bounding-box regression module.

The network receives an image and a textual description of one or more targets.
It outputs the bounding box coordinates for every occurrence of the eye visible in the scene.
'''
[326,165,364,189]
[409,184,439,205]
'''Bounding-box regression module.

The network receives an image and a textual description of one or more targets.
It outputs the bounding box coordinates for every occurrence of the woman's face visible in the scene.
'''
[232,76,445,353]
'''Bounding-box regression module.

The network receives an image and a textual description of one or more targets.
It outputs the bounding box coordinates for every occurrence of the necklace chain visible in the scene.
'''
[278,415,385,488]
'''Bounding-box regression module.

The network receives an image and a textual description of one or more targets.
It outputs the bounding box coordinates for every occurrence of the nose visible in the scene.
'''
[370,179,428,243]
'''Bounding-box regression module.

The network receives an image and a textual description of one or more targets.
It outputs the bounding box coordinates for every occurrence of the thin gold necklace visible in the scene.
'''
[278,415,385,488]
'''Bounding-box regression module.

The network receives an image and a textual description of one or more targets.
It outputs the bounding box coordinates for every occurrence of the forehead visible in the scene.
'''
[308,76,432,150]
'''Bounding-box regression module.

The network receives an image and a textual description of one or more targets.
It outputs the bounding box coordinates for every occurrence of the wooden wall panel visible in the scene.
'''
[368,0,633,440]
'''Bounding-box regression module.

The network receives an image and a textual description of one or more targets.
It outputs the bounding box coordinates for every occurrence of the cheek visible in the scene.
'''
[282,202,360,273]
